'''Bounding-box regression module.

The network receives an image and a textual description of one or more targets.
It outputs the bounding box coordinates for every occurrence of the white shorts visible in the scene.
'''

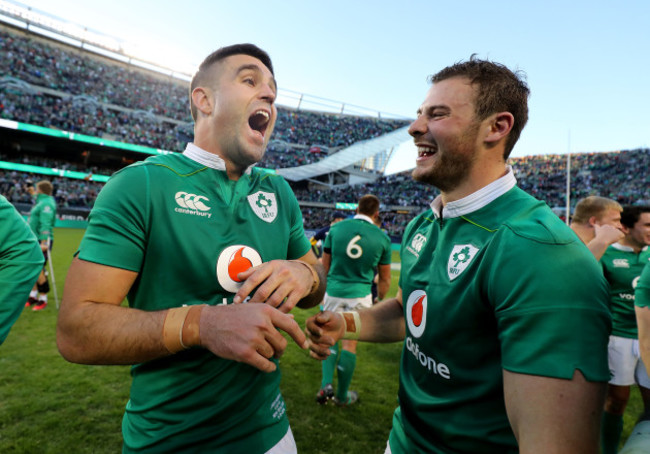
[265,427,297,454]
[608,335,650,387]
[384,440,392,454]
[323,293,372,313]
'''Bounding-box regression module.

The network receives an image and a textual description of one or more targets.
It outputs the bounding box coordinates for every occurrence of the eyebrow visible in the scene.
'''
[417,104,449,116]
[236,64,277,93]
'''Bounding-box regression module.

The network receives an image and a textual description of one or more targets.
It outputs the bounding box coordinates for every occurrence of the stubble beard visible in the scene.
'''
[412,122,480,192]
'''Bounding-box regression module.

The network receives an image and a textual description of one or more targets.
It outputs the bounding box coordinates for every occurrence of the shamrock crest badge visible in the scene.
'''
[447,244,479,281]
[247,191,278,223]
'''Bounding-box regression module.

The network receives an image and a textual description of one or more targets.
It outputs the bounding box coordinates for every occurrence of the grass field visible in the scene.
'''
[0,228,644,453]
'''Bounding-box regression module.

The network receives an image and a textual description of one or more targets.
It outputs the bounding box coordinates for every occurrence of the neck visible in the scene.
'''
[619,236,643,253]
[441,161,508,205]
[570,223,594,245]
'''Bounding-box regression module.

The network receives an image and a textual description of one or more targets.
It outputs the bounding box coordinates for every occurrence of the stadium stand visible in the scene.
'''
[0,21,649,240]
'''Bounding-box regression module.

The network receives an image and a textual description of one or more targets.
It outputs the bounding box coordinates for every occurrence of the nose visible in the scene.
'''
[260,81,276,104]
[408,116,426,138]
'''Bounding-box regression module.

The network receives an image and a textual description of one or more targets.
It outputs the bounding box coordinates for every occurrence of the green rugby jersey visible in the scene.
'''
[77,145,311,453]
[636,263,650,308]
[28,193,56,241]
[0,195,44,344]
[323,214,392,298]
[389,173,611,454]
[601,244,650,338]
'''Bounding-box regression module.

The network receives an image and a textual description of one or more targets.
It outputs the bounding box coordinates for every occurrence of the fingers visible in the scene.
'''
[199,304,305,374]
[270,310,307,350]
[232,260,312,310]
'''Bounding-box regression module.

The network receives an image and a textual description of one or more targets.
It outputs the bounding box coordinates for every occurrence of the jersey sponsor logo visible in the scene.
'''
[613,259,630,268]
[247,191,277,223]
[174,191,212,218]
[405,337,451,379]
[633,276,640,288]
[216,245,262,293]
[406,290,427,338]
[447,244,479,281]
[406,233,426,258]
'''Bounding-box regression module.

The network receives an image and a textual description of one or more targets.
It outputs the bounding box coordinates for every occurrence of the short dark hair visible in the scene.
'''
[357,194,380,216]
[189,43,274,121]
[621,205,650,229]
[430,55,530,159]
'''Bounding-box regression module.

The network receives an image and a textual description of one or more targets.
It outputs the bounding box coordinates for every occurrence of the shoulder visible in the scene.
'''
[496,188,579,246]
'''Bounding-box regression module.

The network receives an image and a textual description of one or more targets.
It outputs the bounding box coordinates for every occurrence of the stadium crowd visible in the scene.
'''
[1,24,649,238]
[0,25,408,155]
[2,147,649,237]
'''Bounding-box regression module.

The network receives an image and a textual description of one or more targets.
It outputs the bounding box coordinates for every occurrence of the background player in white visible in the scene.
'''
[600,205,650,454]
[570,196,624,260]
[306,57,611,453]
[57,44,325,453]
[315,194,391,406]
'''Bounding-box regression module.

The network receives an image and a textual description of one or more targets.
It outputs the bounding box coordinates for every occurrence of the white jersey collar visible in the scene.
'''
[430,166,517,219]
[183,143,254,174]
[354,214,375,224]
[612,242,648,253]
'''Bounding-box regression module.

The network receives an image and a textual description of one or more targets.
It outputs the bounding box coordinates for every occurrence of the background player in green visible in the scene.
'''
[0,194,43,344]
[600,205,650,454]
[306,57,611,453]
[315,194,391,405]
[570,195,624,260]
[57,44,326,453]
[25,179,56,311]
[637,263,650,380]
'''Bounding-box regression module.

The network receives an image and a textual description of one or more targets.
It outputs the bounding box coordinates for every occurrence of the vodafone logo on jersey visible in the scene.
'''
[406,290,427,338]
[216,245,263,293]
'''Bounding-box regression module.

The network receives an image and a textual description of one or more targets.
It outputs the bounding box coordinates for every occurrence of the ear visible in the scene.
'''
[484,112,514,145]
[191,87,213,117]
[588,216,598,227]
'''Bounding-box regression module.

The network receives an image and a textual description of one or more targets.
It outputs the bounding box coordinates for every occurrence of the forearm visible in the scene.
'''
[357,297,405,343]
[57,301,169,365]
[586,239,612,261]
[636,306,650,376]
[377,280,390,302]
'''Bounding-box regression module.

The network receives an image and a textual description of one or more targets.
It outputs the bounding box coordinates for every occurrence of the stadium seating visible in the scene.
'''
[1,23,649,238]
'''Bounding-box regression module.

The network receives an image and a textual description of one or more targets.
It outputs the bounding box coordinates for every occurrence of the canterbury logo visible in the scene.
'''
[174,192,212,218]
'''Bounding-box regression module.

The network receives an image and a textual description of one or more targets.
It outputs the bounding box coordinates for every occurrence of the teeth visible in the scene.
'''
[255,110,269,120]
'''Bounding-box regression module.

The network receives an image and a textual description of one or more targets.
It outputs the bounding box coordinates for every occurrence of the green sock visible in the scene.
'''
[321,343,338,388]
[336,350,357,401]
[601,410,624,454]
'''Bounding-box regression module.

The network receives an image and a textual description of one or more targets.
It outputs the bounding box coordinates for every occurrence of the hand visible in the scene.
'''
[304,310,344,360]
[593,224,624,245]
[232,260,314,312]
[199,303,307,373]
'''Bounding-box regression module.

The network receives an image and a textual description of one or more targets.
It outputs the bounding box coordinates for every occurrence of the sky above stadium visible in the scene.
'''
[8,0,650,172]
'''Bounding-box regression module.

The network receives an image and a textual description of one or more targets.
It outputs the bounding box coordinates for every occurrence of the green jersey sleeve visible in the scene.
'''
[486,230,611,381]
[0,196,44,344]
[77,164,148,272]
[636,263,650,308]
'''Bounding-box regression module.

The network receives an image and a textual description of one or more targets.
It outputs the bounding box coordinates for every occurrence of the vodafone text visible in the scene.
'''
[406,336,451,379]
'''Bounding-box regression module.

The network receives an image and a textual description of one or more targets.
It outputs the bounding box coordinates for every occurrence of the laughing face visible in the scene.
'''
[408,77,482,192]
[206,54,277,172]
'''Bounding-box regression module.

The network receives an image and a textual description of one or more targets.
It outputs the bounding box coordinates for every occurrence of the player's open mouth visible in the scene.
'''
[417,145,437,158]
[249,110,271,138]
